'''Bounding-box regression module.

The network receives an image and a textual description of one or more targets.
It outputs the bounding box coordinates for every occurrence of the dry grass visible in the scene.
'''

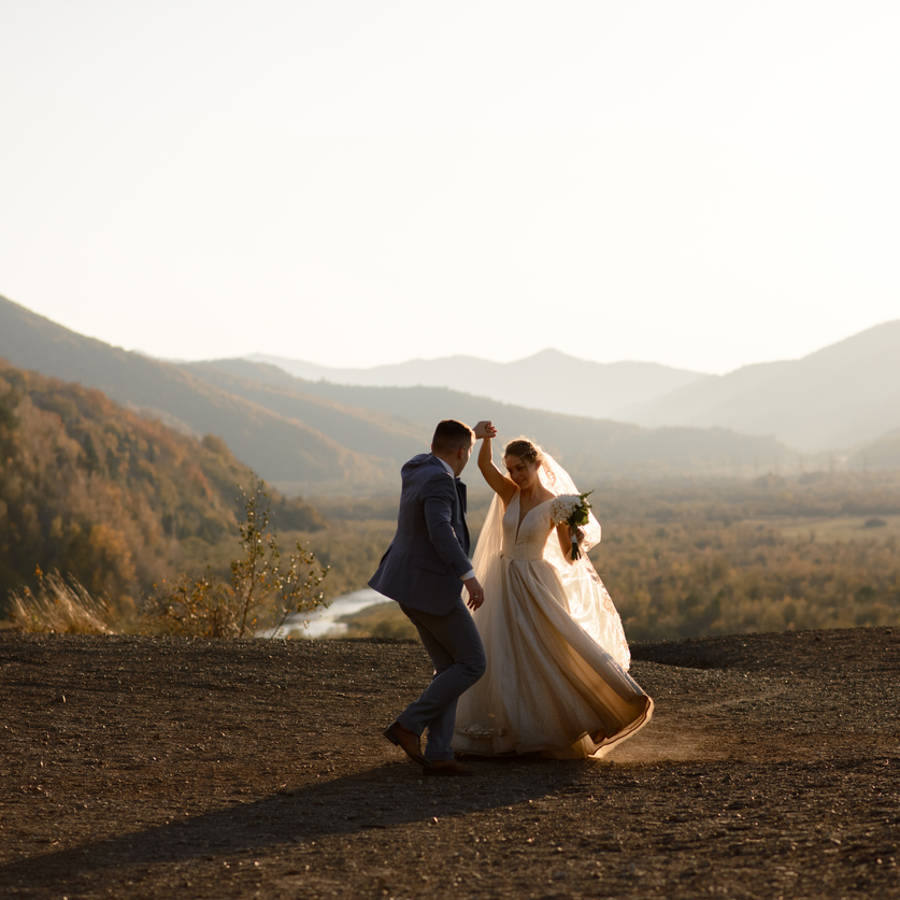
[9,570,114,635]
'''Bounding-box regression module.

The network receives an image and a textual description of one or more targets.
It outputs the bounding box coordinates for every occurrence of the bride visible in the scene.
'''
[453,423,653,758]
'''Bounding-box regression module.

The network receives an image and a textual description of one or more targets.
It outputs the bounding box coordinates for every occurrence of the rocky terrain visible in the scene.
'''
[0,627,897,898]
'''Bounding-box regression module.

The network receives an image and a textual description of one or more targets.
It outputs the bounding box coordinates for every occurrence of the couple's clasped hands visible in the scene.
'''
[473,420,497,441]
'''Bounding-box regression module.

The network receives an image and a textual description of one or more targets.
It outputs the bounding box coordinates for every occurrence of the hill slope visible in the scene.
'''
[622,320,900,451]
[0,360,322,610]
[0,295,390,490]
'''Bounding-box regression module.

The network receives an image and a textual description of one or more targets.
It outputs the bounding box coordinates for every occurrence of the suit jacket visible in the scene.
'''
[368,453,472,615]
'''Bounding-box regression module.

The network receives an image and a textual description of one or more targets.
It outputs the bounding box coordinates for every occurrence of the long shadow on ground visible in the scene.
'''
[0,757,586,894]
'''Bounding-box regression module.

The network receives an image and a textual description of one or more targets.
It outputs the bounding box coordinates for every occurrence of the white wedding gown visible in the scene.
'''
[453,492,653,758]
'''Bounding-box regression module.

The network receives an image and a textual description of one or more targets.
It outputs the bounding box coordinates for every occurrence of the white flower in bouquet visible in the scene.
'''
[550,491,593,559]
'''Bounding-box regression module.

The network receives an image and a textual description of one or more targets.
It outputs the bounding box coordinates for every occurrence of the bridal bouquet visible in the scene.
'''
[550,491,593,560]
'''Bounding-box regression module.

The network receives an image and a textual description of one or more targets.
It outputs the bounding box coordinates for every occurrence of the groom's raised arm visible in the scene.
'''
[422,473,473,578]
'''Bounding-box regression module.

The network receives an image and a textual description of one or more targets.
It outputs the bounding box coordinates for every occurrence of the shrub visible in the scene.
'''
[149,479,329,637]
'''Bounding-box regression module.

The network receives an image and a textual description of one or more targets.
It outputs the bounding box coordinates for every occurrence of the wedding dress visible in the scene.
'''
[453,458,653,759]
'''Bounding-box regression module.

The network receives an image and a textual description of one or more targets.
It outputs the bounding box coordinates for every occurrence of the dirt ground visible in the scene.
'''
[0,626,897,899]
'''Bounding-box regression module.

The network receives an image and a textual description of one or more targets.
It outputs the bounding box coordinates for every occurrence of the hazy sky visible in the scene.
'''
[2,1,897,374]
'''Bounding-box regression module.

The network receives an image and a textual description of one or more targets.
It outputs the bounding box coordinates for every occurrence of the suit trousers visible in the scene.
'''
[397,601,486,761]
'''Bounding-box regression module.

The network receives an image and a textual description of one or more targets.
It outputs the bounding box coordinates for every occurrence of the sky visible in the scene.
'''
[2,0,898,375]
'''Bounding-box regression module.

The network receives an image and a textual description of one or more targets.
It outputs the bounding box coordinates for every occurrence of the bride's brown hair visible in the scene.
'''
[504,437,543,466]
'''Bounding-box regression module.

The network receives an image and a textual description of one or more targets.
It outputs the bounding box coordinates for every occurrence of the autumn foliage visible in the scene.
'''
[0,361,323,619]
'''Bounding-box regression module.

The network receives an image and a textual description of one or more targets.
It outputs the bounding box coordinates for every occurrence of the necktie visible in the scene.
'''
[455,478,470,553]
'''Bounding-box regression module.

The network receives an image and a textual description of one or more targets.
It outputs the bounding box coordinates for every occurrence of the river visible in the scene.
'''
[257,587,391,639]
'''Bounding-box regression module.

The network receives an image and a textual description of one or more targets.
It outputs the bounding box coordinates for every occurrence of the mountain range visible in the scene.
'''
[250,351,707,422]
[186,357,793,491]
[0,295,807,492]
[256,318,900,455]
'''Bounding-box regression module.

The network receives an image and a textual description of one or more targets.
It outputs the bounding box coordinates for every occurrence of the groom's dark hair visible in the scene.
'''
[431,419,474,454]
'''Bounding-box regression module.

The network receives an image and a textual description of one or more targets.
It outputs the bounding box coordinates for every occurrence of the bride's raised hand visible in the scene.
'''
[475,422,517,504]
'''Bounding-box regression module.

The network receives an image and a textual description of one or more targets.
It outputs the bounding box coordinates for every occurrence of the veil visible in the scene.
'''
[470,448,631,669]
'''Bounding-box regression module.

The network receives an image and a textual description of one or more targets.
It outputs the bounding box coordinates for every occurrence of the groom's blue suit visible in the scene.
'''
[369,453,472,613]
[370,452,485,762]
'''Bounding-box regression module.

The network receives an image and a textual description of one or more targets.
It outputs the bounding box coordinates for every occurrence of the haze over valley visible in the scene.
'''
[2,292,900,642]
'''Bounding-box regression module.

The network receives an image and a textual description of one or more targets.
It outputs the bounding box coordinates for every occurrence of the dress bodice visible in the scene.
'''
[501,495,554,560]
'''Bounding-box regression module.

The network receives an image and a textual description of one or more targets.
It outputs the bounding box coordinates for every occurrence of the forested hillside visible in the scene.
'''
[0,361,323,615]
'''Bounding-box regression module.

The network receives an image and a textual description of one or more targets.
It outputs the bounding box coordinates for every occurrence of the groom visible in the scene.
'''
[369,419,487,776]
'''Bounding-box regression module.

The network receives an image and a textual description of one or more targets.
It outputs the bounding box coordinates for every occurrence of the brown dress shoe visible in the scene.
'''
[383,721,426,765]
[422,759,475,776]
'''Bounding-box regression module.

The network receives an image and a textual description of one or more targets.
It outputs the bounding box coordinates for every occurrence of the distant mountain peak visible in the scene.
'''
[519,347,573,362]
